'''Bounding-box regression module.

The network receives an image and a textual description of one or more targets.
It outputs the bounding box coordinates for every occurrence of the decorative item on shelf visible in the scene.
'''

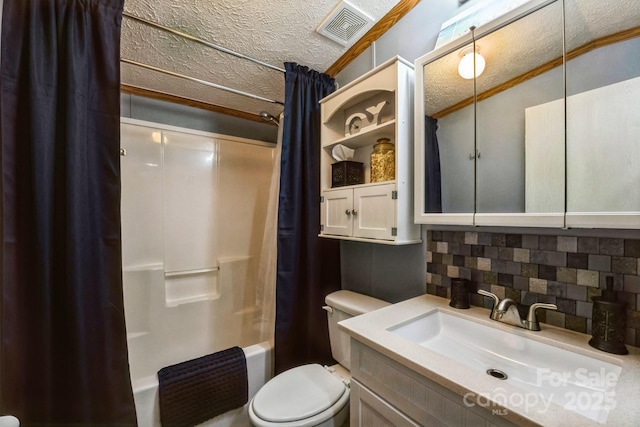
[344,100,389,136]
[330,143,363,187]
[370,138,395,183]
[331,161,364,187]
[345,113,365,136]
[449,278,471,309]
[589,276,628,355]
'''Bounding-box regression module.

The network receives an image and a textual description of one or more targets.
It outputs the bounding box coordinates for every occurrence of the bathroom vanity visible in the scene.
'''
[348,340,517,426]
[339,294,640,426]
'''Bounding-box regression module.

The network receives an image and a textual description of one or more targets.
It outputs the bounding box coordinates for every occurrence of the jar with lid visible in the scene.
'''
[370,138,395,182]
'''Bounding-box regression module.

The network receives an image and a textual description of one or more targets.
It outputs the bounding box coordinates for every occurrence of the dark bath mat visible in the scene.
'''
[158,346,248,426]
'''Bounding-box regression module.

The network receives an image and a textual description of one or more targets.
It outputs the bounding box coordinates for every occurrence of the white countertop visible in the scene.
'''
[339,294,640,426]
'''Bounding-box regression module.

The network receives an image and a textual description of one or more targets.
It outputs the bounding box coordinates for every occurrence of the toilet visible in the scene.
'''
[248,290,389,427]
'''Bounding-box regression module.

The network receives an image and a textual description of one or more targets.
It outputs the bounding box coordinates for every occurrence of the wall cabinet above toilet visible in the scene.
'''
[319,57,421,245]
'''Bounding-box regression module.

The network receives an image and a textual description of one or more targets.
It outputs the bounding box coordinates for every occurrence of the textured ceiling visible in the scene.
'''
[423,0,640,115]
[121,0,400,119]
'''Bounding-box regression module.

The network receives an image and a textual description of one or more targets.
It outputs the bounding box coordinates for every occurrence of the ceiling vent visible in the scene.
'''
[316,1,374,46]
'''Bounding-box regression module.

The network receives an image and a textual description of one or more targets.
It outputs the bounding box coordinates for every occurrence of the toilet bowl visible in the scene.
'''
[248,363,350,427]
[248,291,389,427]
[0,416,19,427]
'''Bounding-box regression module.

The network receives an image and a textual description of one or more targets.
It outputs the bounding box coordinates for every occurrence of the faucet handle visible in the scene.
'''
[525,303,558,331]
[477,289,500,307]
[477,290,501,319]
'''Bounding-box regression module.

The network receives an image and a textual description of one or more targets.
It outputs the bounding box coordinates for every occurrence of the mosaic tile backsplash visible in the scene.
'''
[427,231,640,347]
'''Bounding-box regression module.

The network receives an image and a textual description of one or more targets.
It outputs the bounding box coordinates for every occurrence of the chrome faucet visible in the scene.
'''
[477,290,557,331]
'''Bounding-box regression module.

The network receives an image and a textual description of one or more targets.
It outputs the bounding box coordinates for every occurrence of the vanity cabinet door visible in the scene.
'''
[564,0,640,228]
[351,379,420,427]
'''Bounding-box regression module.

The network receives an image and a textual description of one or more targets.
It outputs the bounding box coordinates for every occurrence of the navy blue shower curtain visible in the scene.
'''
[275,63,341,374]
[425,115,442,213]
[0,0,137,424]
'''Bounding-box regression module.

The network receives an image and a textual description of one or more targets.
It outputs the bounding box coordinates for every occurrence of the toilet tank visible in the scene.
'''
[324,290,390,370]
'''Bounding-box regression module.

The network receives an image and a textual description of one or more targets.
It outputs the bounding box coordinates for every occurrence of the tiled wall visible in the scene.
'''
[426,230,640,346]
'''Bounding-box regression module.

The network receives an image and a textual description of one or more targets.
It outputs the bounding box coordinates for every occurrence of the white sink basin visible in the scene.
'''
[387,309,621,424]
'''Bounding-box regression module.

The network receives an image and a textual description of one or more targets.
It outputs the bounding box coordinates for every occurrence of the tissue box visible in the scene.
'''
[331,161,364,187]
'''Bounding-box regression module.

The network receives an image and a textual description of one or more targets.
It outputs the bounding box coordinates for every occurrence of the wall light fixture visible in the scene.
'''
[458,46,485,79]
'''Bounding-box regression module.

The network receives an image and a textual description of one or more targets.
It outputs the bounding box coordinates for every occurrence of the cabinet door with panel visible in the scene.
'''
[322,183,397,241]
[353,183,397,240]
[321,187,353,237]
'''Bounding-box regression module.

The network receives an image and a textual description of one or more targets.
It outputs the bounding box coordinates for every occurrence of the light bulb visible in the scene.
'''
[458,52,486,79]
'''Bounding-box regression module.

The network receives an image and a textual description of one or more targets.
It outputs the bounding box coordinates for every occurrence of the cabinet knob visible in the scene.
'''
[352,210,358,216]
[345,209,351,216]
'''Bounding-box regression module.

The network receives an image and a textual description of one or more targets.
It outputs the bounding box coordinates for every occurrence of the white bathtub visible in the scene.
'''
[133,341,273,427]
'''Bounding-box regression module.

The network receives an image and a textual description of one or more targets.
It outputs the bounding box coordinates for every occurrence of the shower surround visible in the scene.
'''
[120,119,277,426]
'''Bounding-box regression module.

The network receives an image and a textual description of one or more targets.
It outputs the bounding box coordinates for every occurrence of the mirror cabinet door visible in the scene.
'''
[474,0,565,224]
[422,42,475,217]
[565,0,640,227]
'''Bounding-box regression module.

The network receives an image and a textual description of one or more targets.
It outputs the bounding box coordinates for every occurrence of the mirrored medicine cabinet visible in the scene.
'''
[414,0,640,228]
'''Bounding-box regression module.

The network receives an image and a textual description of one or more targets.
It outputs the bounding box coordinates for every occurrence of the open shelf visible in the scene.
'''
[322,119,396,150]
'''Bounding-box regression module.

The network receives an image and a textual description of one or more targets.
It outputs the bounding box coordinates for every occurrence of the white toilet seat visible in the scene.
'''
[248,364,350,427]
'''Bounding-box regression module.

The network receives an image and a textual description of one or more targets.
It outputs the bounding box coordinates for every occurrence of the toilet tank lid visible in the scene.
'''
[325,290,390,316]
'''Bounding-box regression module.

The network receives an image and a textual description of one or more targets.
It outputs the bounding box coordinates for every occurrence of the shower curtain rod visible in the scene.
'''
[121,58,285,105]
[122,12,286,74]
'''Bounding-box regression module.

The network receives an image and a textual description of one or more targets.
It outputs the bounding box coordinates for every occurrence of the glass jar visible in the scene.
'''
[370,138,395,182]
